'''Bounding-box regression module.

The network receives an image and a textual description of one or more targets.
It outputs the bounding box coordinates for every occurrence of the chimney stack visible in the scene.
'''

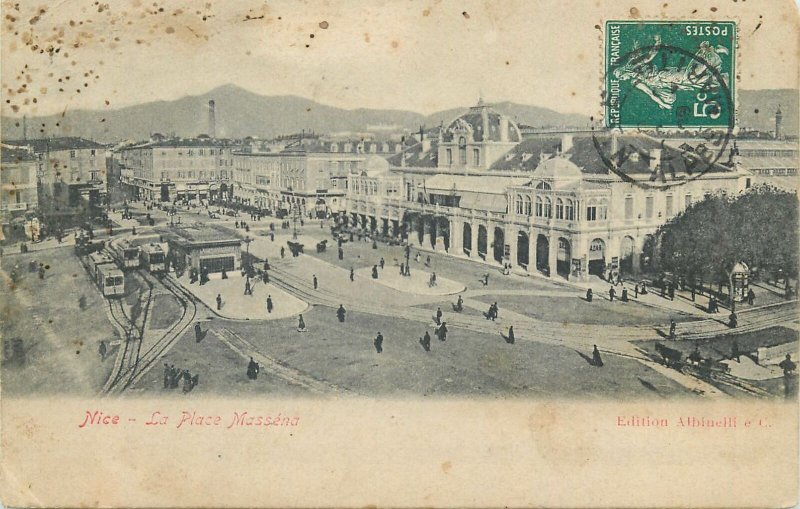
[775,105,783,139]
[649,148,661,171]
[561,133,573,154]
[208,100,216,138]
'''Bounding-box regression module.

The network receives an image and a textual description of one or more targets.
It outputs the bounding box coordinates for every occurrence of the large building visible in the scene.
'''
[115,135,240,202]
[232,137,404,218]
[0,145,38,238]
[3,137,107,213]
[344,102,749,281]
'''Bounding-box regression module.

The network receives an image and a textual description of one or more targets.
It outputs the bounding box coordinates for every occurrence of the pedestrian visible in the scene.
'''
[506,326,515,344]
[728,311,738,328]
[669,319,676,339]
[731,339,740,362]
[38,264,45,280]
[313,274,318,290]
[491,302,498,321]
[419,331,431,352]
[779,354,796,376]
[609,286,616,302]
[338,247,344,260]
[350,267,355,282]
[747,288,755,305]
[372,265,379,279]
[379,257,385,270]
[216,294,222,311]
[586,288,593,302]
[337,304,346,323]
[435,307,443,325]
[297,314,307,332]
[170,365,180,388]
[263,270,269,284]
[668,283,675,301]
[400,262,405,276]
[455,295,463,312]
[98,340,107,360]
[430,272,437,287]
[194,322,202,342]
[592,345,604,367]
[641,282,648,295]
[264,259,270,271]
[280,246,285,258]
[621,287,628,302]
[708,296,717,313]
[436,322,448,341]
[247,356,260,380]
[374,332,383,353]
[244,278,252,296]
[266,295,273,314]
[634,284,639,299]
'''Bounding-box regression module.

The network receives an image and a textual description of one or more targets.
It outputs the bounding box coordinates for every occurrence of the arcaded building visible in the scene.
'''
[344,102,748,281]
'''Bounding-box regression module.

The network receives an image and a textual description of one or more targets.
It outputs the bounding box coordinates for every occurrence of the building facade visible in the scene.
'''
[0,146,38,238]
[116,136,239,202]
[344,103,748,281]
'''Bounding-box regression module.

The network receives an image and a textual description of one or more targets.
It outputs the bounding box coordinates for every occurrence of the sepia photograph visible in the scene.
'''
[1,0,798,507]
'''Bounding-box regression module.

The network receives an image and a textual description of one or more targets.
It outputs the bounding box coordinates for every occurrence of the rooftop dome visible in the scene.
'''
[533,155,583,179]
[442,101,521,143]
[363,155,390,176]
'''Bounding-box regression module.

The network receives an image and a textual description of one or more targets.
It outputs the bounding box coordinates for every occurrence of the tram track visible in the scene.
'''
[104,271,197,394]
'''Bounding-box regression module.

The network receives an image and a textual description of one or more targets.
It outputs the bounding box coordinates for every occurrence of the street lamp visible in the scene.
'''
[292,202,300,240]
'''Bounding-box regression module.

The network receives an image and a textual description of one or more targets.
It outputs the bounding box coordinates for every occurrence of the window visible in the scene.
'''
[536,196,544,217]
[745,178,752,188]
[210,149,215,155]
[556,198,564,219]
[665,195,674,216]
[473,148,480,166]
[645,196,654,218]
[199,149,204,155]
[543,197,552,218]
[565,199,574,220]
[446,149,452,165]
[70,150,76,158]
[598,200,608,220]
[516,195,524,214]
[535,181,551,191]
[458,137,467,165]
[90,149,96,156]
[624,196,634,219]
[524,195,532,216]
[586,205,597,221]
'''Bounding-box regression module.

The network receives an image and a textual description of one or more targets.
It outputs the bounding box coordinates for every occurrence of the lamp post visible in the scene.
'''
[292,202,299,240]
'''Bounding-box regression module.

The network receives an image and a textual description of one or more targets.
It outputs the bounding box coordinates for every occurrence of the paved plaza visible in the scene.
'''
[1,202,797,399]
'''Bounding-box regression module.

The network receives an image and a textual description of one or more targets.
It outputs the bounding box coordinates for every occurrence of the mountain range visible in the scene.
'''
[1,84,795,143]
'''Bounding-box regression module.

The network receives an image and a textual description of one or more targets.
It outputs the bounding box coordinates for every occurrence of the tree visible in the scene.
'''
[654,185,798,304]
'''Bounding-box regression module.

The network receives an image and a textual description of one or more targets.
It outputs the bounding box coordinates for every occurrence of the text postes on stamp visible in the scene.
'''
[605,21,736,129]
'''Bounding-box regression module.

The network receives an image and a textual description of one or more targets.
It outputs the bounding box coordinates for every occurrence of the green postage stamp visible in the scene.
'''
[605,21,736,129]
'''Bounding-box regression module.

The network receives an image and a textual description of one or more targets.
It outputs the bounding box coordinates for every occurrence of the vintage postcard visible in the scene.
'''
[1,0,798,507]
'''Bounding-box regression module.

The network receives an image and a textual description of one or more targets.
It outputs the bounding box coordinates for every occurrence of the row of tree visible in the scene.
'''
[653,184,798,299]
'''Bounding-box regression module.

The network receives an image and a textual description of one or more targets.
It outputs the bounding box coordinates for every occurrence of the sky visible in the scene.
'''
[1,0,798,119]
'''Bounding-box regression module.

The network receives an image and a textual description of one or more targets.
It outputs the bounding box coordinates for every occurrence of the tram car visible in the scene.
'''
[108,238,141,270]
[75,230,106,256]
[140,243,167,273]
[87,252,125,297]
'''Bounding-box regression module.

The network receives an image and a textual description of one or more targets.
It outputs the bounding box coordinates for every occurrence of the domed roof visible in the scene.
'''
[442,101,521,143]
[363,155,390,176]
[533,156,583,179]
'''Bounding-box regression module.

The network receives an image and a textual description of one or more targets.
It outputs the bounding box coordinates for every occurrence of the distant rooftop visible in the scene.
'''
[2,137,106,153]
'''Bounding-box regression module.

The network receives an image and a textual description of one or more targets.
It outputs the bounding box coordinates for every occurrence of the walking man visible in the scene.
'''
[621,287,628,302]
[435,307,443,325]
[247,356,259,380]
[216,294,222,311]
[266,295,273,314]
[194,322,202,342]
[338,247,344,260]
[634,284,639,299]
[419,331,431,352]
[350,267,355,282]
[586,288,593,302]
[374,332,383,353]
[245,278,252,296]
[337,304,346,323]
[747,288,755,306]
[592,345,604,367]
[280,246,285,259]
[380,257,385,270]
[436,322,448,341]
[609,286,616,302]
[505,326,515,344]
[669,319,676,340]
[313,274,318,290]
